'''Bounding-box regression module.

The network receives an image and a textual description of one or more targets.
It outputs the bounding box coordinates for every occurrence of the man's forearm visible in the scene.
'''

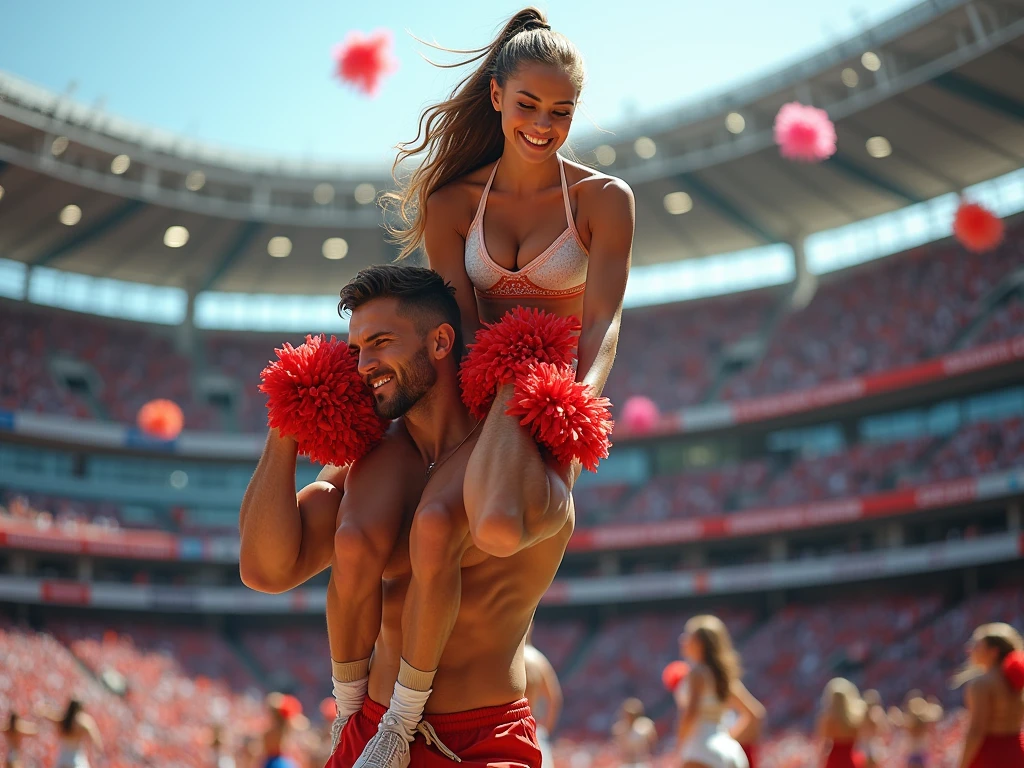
[239,430,302,591]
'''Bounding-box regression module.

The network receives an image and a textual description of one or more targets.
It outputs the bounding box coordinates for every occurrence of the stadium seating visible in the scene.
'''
[6,410,1019,538]
[239,626,332,718]
[2,224,1022,432]
[603,290,778,411]
[721,226,1023,402]
[2,584,1020,767]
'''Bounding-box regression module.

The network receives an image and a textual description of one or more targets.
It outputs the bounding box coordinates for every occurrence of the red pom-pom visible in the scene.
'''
[506,362,613,473]
[332,29,398,97]
[137,399,184,440]
[259,334,388,467]
[662,660,690,692]
[460,307,580,419]
[620,395,660,435]
[953,200,1004,253]
[319,697,337,721]
[1002,650,1024,692]
[273,694,303,721]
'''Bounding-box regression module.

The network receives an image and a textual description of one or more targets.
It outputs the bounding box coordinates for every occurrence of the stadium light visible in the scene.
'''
[59,204,82,226]
[866,136,892,158]
[164,225,190,248]
[725,113,745,134]
[51,136,70,157]
[663,191,693,215]
[313,183,335,205]
[861,51,881,71]
[354,183,376,205]
[594,145,616,166]
[111,154,131,175]
[634,137,657,160]
[185,171,206,191]
[841,68,859,87]
[322,237,349,260]
[267,236,293,258]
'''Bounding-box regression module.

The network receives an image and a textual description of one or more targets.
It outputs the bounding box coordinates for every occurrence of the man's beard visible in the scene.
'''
[373,347,437,420]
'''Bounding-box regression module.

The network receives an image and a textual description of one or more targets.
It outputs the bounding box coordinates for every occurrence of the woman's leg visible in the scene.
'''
[463,384,572,557]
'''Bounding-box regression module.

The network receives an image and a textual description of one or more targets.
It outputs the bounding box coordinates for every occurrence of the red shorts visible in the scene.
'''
[327,697,540,768]
[741,742,757,768]
[968,733,1024,768]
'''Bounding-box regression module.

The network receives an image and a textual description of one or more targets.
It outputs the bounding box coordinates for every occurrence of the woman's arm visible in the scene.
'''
[424,185,481,344]
[540,653,564,732]
[79,713,103,750]
[677,667,703,745]
[958,678,991,768]
[577,179,634,396]
[728,680,766,742]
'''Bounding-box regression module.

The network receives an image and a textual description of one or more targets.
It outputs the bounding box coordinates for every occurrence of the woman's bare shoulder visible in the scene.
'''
[427,163,496,224]
[562,158,632,196]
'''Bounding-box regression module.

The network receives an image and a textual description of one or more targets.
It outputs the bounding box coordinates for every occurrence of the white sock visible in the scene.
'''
[332,675,368,725]
[386,680,431,741]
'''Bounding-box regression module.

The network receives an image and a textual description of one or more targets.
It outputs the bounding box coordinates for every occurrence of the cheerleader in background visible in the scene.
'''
[817,679,867,768]
[612,698,657,768]
[891,694,942,768]
[955,622,1024,768]
[2,713,38,768]
[677,615,763,768]
[858,690,889,768]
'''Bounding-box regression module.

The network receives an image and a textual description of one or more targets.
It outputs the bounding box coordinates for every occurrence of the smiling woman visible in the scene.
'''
[383,5,634,542]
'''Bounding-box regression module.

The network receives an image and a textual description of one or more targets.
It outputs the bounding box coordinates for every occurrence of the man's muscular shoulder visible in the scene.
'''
[343,421,420,488]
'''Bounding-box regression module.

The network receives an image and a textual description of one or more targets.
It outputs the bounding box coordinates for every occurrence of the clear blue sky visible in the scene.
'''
[2,0,920,166]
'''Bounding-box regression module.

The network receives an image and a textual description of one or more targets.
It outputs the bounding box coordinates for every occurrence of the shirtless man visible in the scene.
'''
[524,632,563,767]
[240,265,574,768]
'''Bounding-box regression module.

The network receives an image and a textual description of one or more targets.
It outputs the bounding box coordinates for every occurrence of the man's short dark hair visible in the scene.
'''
[339,264,463,356]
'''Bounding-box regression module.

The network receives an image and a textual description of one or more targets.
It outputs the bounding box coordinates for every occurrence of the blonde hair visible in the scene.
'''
[951,622,1024,688]
[823,678,867,730]
[385,7,585,260]
[974,622,1024,659]
[905,696,943,725]
[685,614,741,701]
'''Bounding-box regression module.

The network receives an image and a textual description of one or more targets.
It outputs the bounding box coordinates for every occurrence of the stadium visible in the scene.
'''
[2,1,1024,767]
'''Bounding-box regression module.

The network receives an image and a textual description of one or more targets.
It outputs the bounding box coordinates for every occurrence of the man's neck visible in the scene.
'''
[402,372,477,466]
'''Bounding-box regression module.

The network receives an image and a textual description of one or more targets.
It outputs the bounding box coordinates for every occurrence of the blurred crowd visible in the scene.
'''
[2,221,1022,434]
[2,585,1021,767]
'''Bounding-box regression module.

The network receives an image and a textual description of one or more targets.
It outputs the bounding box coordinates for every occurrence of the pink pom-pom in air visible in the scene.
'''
[773,102,837,162]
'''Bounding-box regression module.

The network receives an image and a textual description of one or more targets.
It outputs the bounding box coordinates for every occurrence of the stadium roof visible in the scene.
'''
[0,0,1022,296]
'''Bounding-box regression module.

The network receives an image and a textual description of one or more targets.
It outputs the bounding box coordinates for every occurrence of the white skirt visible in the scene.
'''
[680,722,748,768]
[537,725,554,767]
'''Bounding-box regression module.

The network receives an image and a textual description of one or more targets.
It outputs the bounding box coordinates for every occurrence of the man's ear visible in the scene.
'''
[431,323,457,360]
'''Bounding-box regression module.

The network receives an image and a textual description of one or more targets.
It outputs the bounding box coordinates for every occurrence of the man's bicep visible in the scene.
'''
[292,471,348,578]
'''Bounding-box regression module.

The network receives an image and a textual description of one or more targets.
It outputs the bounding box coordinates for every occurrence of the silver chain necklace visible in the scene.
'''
[425,420,482,480]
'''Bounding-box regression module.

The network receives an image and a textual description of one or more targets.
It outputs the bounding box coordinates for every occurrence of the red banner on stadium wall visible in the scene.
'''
[1,469,1019,559]
[566,469,1020,552]
[40,580,91,605]
[662,335,1024,434]
[0,524,180,560]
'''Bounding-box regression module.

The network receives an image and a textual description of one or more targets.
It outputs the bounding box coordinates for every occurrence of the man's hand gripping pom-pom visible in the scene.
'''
[260,334,388,466]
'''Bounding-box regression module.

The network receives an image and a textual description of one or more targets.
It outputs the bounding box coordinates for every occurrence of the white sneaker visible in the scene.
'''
[330,714,349,753]
[351,713,412,768]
